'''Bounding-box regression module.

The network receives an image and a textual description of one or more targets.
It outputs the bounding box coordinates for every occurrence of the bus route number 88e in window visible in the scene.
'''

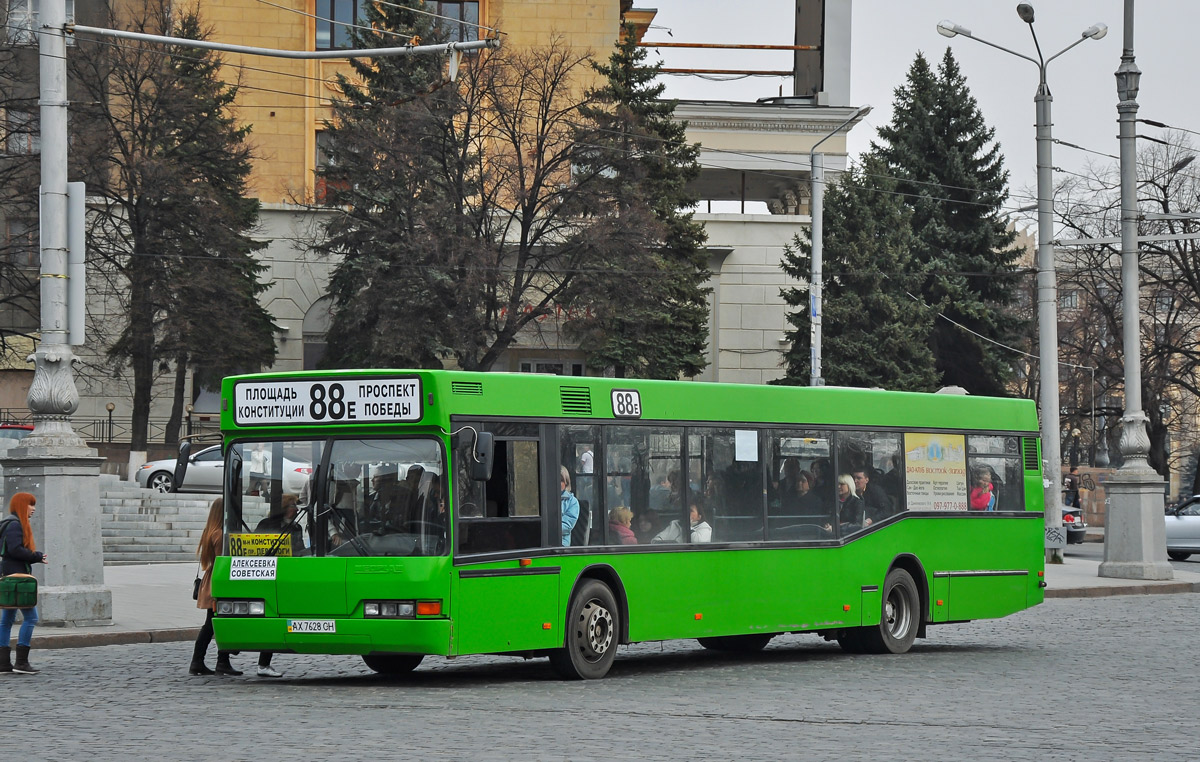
[611,389,642,419]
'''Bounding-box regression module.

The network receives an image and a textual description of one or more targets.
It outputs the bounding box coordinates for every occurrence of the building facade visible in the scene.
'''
[4,0,864,443]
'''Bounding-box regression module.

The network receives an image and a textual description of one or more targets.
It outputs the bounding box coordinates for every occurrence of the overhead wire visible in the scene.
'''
[14,21,1200,228]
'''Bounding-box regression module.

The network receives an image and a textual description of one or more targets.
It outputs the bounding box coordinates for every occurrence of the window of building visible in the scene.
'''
[3,110,39,155]
[5,0,74,45]
[430,1,479,42]
[1058,289,1080,310]
[315,0,363,49]
[303,296,334,370]
[2,218,36,267]
[519,360,584,376]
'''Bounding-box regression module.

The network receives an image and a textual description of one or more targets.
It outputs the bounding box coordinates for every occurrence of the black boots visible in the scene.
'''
[13,645,38,674]
[0,646,11,673]
[214,651,243,676]
[189,660,215,676]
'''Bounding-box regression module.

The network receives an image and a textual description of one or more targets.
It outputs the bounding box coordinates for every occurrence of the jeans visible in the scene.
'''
[0,606,38,648]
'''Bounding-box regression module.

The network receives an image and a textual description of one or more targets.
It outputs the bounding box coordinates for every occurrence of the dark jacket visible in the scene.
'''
[0,517,44,576]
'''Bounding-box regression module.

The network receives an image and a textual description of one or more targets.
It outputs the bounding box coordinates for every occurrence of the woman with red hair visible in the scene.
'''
[1,491,47,674]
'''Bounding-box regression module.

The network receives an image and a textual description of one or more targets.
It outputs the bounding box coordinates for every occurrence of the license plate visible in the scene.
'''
[287,619,336,634]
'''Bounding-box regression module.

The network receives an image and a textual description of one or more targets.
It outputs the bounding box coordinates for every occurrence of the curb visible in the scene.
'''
[1046,582,1200,599]
[31,627,199,650]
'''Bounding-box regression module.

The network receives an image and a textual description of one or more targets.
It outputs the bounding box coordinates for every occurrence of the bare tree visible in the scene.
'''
[70,0,275,446]
[0,39,43,354]
[1053,138,1200,482]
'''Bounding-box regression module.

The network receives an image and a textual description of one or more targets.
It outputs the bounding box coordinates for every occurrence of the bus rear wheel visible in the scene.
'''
[697,634,773,652]
[862,568,920,654]
[549,579,619,680]
[362,653,424,675]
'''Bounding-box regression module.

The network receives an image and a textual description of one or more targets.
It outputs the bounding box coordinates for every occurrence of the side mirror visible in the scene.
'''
[472,431,494,481]
[174,441,192,490]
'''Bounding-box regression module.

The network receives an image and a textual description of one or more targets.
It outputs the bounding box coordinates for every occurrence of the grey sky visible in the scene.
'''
[643,1,1196,214]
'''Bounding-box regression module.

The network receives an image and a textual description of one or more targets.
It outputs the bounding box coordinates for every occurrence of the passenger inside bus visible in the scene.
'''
[607,507,637,545]
[853,468,893,522]
[827,474,869,534]
[651,501,712,544]
[254,493,305,556]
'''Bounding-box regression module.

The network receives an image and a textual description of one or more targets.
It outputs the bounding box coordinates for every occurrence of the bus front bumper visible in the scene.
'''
[213,616,452,656]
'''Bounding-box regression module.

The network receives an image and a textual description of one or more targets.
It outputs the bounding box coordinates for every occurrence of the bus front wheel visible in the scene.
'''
[362,653,424,675]
[549,579,619,680]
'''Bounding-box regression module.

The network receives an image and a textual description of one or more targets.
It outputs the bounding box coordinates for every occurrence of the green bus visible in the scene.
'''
[207,370,1045,679]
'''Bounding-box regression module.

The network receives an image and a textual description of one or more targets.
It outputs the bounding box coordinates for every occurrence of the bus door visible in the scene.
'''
[453,422,561,655]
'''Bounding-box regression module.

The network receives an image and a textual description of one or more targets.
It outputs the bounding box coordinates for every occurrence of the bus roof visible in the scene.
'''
[222,370,1039,435]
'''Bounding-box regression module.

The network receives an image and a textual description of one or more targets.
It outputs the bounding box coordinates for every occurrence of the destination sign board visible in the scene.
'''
[233,378,422,426]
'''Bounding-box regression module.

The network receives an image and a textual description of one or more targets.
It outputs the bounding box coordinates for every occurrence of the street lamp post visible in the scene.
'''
[938,6,1106,562]
[809,104,872,387]
[1098,0,1173,580]
[0,0,113,626]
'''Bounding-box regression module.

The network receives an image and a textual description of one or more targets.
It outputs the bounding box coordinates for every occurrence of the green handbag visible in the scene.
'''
[0,573,37,609]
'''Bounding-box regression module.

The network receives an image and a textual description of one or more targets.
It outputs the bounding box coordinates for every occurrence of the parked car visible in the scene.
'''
[135,445,311,494]
[1062,503,1086,545]
[0,423,33,441]
[1165,495,1200,561]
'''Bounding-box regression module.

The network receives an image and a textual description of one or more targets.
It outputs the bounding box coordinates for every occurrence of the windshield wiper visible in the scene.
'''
[318,504,368,557]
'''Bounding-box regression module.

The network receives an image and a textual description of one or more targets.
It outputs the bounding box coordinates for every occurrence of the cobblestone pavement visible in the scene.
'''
[12,594,1197,761]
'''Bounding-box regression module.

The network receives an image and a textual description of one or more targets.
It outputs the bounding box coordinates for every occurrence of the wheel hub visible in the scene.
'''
[582,601,613,659]
[885,591,911,637]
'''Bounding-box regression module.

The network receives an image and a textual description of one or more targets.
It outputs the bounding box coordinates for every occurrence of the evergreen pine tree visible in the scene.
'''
[779,158,938,390]
[566,23,710,379]
[873,50,1025,395]
[315,0,453,369]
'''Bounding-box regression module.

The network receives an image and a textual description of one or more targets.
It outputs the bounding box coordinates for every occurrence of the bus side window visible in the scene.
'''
[966,435,1024,512]
[767,429,834,542]
[690,427,764,543]
[457,434,543,555]
[561,425,599,547]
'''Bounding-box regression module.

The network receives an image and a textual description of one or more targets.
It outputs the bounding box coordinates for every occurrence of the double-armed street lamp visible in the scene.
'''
[809,104,872,387]
[937,6,1106,560]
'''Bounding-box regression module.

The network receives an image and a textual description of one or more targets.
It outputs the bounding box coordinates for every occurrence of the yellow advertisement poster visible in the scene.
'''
[904,432,968,511]
[228,533,292,557]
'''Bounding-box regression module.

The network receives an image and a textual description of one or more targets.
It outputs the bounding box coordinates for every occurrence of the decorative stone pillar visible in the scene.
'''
[1,348,112,626]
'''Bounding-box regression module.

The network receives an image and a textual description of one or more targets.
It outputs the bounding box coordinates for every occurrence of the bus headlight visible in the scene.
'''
[363,600,415,618]
[216,599,266,616]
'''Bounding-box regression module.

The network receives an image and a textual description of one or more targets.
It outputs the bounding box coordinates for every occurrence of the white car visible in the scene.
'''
[135,445,311,494]
[1165,495,1200,561]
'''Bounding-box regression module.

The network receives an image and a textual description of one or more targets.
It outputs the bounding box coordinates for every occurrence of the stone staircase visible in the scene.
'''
[100,475,217,564]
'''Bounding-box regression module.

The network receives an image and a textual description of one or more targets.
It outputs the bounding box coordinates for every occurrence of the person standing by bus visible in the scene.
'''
[190,498,242,676]
[560,467,579,546]
[0,492,46,674]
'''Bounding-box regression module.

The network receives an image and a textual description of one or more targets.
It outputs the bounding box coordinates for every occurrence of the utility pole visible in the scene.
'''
[1098,0,1173,580]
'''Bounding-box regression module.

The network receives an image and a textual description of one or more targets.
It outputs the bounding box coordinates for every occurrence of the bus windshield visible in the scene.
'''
[228,437,447,557]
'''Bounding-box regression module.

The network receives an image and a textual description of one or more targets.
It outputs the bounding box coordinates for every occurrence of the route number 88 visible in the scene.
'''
[611,389,641,419]
[310,382,347,420]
